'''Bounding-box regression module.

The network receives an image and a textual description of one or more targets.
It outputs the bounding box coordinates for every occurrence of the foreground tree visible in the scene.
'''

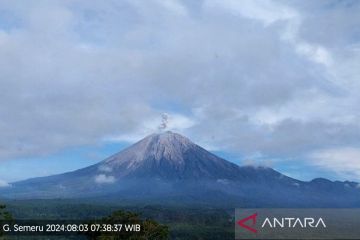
[0,204,12,221]
[0,204,12,237]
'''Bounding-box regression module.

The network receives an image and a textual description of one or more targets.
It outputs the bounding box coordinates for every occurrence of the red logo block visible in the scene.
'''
[237,213,258,233]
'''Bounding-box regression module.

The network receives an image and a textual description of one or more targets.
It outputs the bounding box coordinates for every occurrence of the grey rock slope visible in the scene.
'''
[1,131,359,207]
[99,131,241,180]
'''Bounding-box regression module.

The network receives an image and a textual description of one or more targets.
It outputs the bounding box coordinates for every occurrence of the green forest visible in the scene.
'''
[0,200,234,240]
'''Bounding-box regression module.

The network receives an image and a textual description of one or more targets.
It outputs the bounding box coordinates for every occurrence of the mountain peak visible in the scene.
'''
[154,130,175,135]
[109,131,195,165]
[148,130,187,139]
[100,131,240,180]
[144,131,193,149]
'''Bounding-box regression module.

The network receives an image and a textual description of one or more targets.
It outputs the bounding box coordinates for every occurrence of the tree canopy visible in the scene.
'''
[0,204,12,220]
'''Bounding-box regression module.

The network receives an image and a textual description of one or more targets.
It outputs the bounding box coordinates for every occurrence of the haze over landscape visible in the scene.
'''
[0,0,360,185]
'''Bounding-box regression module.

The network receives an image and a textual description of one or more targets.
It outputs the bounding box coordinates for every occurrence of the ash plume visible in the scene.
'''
[158,113,169,131]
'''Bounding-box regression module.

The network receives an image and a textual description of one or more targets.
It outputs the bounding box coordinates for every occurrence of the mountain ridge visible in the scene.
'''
[1,131,359,207]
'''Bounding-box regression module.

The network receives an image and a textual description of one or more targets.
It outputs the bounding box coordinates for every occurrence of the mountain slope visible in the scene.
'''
[98,131,242,180]
[1,131,359,207]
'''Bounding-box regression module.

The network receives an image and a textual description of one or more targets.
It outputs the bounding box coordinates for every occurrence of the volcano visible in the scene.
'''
[1,131,360,207]
[97,131,241,180]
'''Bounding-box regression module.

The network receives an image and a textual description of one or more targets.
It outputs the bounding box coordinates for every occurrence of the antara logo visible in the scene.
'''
[262,217,326,228]
[237,213,326,234]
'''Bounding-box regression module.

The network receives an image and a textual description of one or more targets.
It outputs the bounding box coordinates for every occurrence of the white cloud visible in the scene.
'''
[205,0,297,25]
[154,0,187,16]
[295,43,333,66]
[0,179,10,188]
[0,0,359,181]
[310,147,360,181]
[105,113,195,143]
[94,174,116,184]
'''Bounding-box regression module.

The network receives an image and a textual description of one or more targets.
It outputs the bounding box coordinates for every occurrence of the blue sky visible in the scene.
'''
[0,0,360,184]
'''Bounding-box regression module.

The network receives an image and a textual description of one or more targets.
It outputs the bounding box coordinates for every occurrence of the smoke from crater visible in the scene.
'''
[158,113,169,131]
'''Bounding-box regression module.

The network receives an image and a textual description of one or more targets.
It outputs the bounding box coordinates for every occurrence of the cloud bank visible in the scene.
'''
[0,179,10,188]
[94,174,116,184]
[0,0,359,180]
